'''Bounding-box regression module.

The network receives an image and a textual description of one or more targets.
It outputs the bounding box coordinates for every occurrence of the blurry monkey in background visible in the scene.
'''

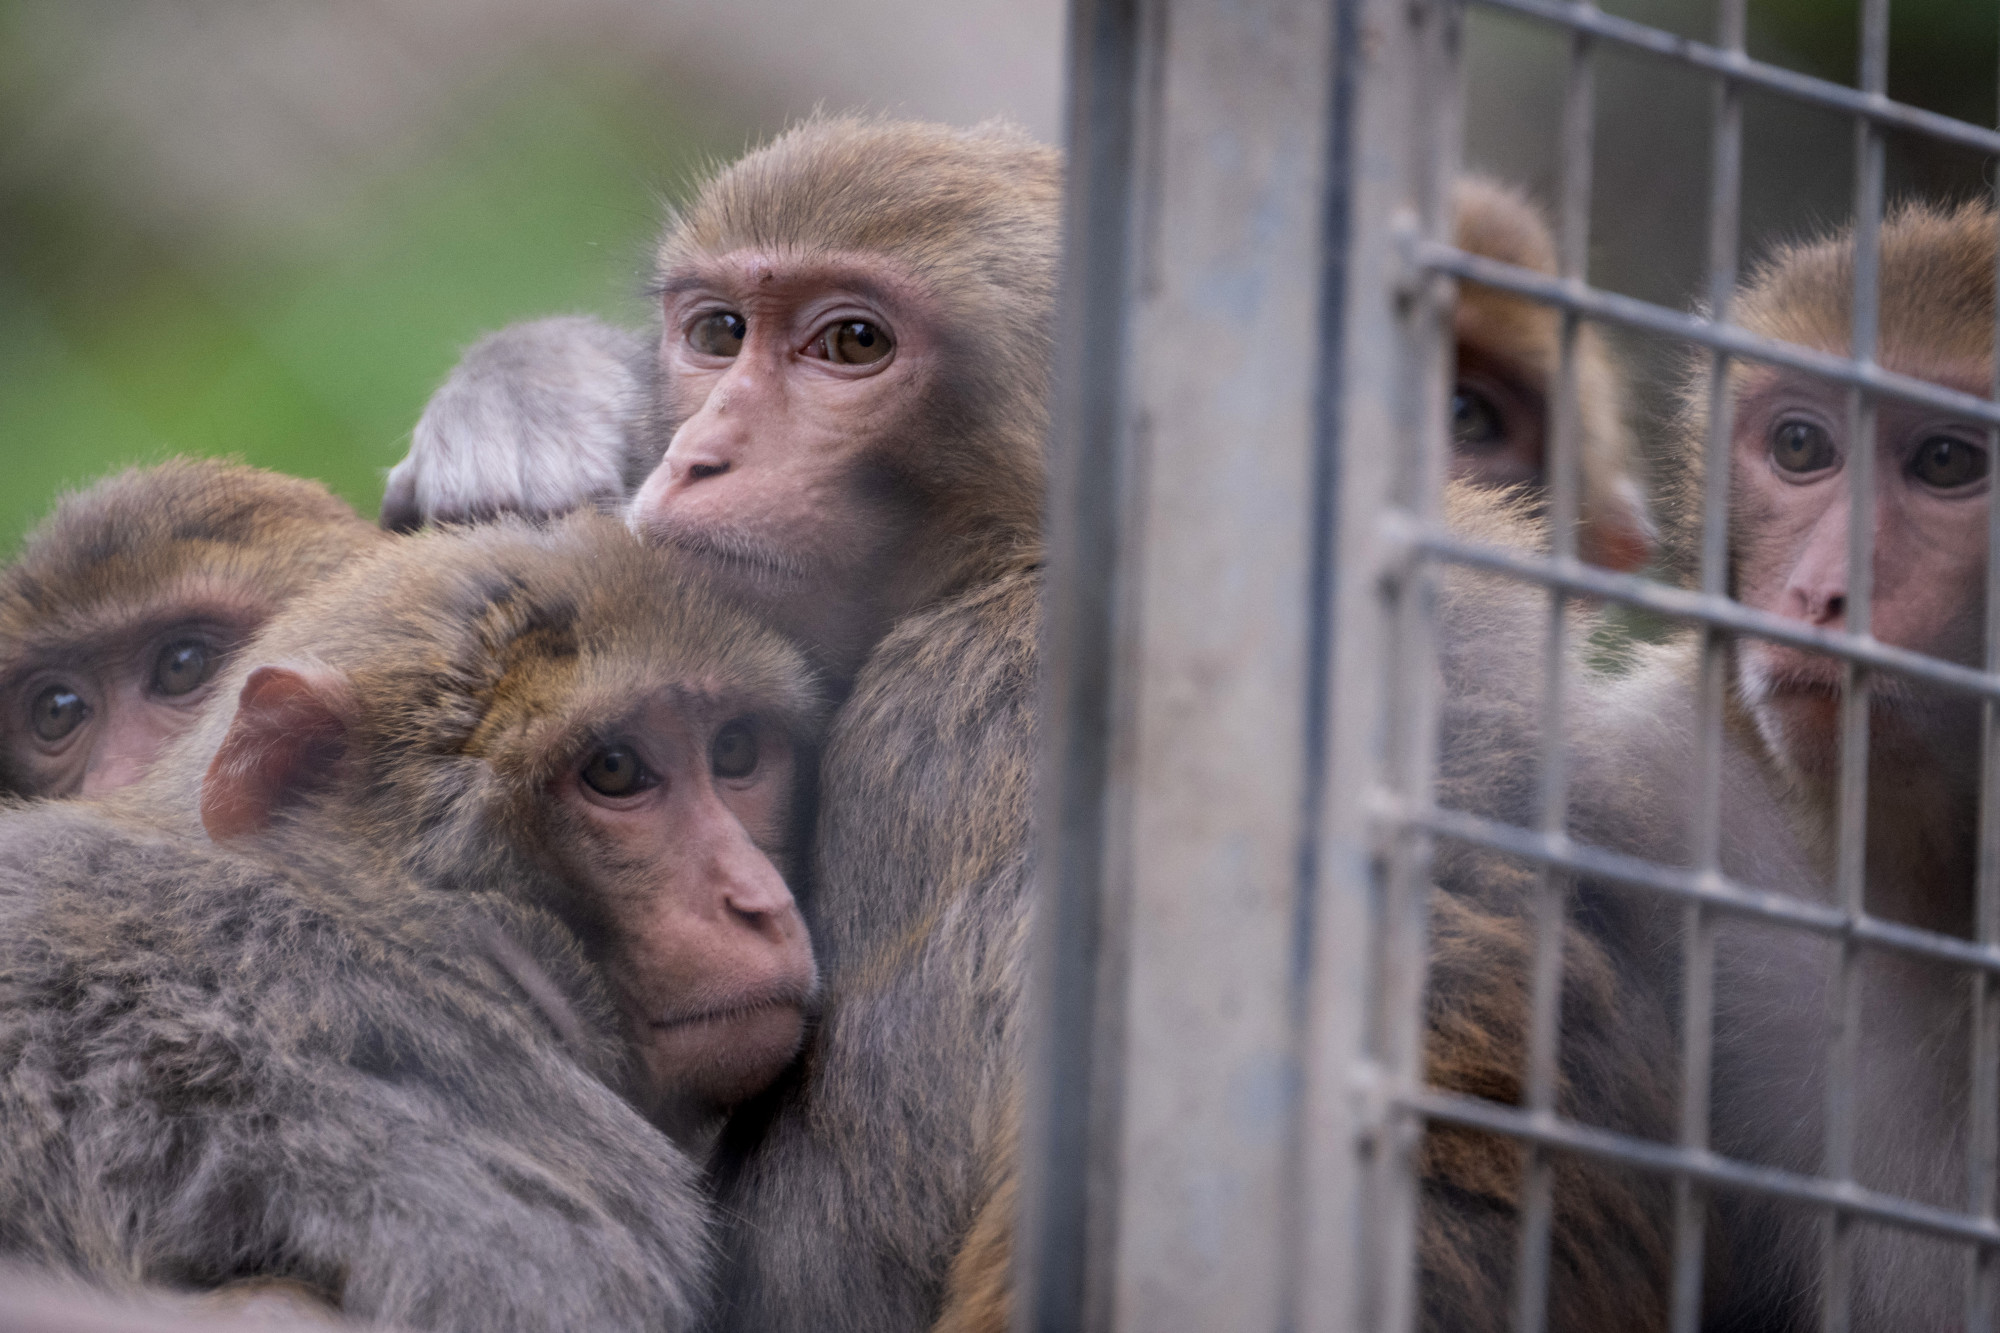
[1451,177,1655,572]
[0,515,824,1331]
[1417,199,2000,1332]
[0,460,382,799]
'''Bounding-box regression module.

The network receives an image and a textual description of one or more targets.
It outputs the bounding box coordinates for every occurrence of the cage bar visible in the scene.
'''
[1028,0,2000,1327]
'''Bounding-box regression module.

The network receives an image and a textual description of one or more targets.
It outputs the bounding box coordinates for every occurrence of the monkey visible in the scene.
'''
[0,459,383,800]
[1411,198,2000,1332]
[1661,196,1998,1330]
[1451,176,1655,572]
[369,114,1054,1332]
[380,178,1651,578]
[0,512,828,1333]
[366,121,1670,1330]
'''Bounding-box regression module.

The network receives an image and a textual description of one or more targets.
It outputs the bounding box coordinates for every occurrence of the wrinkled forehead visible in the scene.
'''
[465,650,817,768]
[0,563,273,669]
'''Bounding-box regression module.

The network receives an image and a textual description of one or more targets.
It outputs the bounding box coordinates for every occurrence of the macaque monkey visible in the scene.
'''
[384,180,1651,576]
[1673,197,1998,1329]
[1419,199,2000,1331]
[1452,177,1655,571]
[0,514,825,1332]
[370,124,1659,1329]
[375,115,1053,1332]
[0,460,382,799]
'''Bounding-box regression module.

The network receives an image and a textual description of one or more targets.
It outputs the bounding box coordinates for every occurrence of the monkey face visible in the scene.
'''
[1,612,252,799]
[629,250,944,671]
[1449,349,1549,493]
[1729,359,1992,779]
[549,690,819,1126]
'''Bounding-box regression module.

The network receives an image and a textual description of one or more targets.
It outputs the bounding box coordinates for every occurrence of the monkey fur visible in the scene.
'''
[0,459,384,798]
[371,124,1682,1330]
[0,514,828,1332]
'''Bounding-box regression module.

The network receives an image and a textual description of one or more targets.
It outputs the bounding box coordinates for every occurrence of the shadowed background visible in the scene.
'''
[0,0,1989,554]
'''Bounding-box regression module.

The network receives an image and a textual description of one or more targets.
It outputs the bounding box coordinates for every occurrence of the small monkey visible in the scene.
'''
[1419,199,2000,1330]
[1452,176,1655,571]
[0,459,383,799]
[371,128,1649,1331]
[0,514,825,1332]
[1672,197,1998,1329]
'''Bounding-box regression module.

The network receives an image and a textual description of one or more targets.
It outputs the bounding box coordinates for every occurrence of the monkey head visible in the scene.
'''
[179,513,827,1131]
[627,118,1061,680]
[1681,200,1995,787]
[1451,177,1655,572]
[0,460,381,800]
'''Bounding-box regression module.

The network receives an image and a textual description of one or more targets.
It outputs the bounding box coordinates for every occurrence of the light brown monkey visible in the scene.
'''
[1452,177,1655,571]
[1418,200,2000,1332]
[372,130,1655,1330]
[378,116,1053,1333]
[0,514,826,1332]
[1662,198,1997,1329]
[0,459,383,799]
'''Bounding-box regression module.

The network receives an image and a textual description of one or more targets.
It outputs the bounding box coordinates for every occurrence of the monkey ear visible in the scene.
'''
[201,666,353,842]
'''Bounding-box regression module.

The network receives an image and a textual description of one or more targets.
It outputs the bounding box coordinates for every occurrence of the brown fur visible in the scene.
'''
[1421,200,2000,1331]
[0,515,827,1331]
[1662,197,1999,577]
[1454,178,1653,571]
[0,459,383,796]
[650,117,1058,613]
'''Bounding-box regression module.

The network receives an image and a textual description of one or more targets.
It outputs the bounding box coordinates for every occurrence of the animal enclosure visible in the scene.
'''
[1022,1,2000,1330]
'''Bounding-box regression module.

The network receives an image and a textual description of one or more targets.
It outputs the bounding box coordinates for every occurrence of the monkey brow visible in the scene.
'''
[649,260,905,309]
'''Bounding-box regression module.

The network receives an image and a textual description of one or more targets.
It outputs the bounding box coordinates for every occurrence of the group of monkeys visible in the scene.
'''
[0,116,1991,1332]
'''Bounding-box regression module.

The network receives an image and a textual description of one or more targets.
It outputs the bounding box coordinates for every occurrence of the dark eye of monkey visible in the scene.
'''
[1910,435,1989,490]
[1451,384,1505,451]
[581,745,656,798]
[689,311,748,358]
[151,640,217,698]
[1770,419,1839,475]
[711,719,760,780]
[29,685,88,744]
[820,320,893,366]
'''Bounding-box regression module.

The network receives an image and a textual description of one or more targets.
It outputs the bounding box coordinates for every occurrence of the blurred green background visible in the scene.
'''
[0,0,1990,557]
[0,0,1063,555]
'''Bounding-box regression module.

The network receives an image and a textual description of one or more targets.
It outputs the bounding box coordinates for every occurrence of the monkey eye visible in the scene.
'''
[151,639,217,698]
[1451,384,1506,450]
[711,718,760,780]
[814,320,894,367]
[29,684,89,744]
[581,745,658,799]
[1770,420,1839,476]
[1910,435,1989,491]
[689,311,747,358]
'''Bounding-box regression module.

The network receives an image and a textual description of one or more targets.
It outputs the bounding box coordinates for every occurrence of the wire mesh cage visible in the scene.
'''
[1024,1,2000,1330]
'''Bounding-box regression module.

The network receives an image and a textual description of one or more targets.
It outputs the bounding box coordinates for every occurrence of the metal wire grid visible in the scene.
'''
[1369,1,2000,1330]
[1019,0,2000,1329]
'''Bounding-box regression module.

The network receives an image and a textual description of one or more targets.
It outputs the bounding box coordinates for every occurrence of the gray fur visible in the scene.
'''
[0,803,710,1332]
[709,564,1040,1331]
[0,516,845,1332]
[382,317,661,533]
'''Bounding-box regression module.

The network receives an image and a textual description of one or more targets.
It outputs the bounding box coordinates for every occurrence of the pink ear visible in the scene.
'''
[201,666,351,842]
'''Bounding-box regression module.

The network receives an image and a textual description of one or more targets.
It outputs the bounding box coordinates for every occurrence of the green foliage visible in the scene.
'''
[0,58,716,556]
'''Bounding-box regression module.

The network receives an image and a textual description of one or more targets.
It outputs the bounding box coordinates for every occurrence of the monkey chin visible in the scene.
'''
[636,997,811,1141]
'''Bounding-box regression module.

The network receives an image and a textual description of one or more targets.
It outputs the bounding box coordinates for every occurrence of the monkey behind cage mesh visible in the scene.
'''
[1022,1,2000,1331]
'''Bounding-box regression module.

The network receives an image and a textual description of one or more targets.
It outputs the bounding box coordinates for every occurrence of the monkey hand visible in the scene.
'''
[382,317,654,532]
